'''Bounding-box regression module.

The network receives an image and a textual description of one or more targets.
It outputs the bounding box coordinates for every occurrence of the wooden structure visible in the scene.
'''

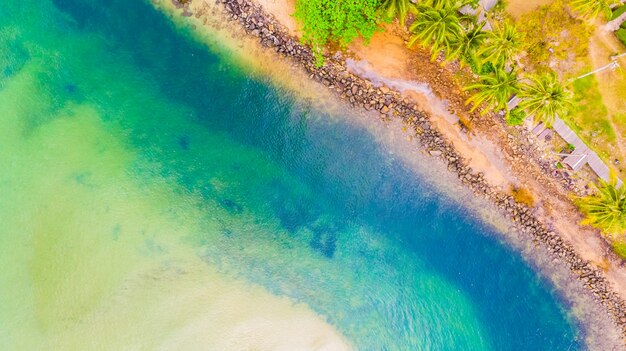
[551,118,622,187]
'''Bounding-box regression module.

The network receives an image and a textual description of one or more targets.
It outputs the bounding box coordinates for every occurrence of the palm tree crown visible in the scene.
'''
[465,68,519,115]
[518,73,573,126]
[578,180,626,235]
[408,0,466,60]
[478,21,523,68]
[381,0,417,27]
[449,20,487,65]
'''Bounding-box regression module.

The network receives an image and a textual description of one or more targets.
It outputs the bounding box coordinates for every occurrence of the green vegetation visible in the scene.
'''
[465,68,519,115]
[449,20,487,67]
[506,107,526,126]
[293,0,382,65]
[569,75,612,142]
[570,0,622,19]
[612,5,626,20]
[408,0,466,60]
[518,1,592,73]
[612,240,626,260]
[617,28,626,46]
[511,186,535,207]
[380,0,416,26]
[518,73,574,126]
[577,180,626,236]
[478,21,523,68]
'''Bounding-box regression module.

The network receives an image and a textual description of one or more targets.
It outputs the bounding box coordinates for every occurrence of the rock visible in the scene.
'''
[430,150,442,156]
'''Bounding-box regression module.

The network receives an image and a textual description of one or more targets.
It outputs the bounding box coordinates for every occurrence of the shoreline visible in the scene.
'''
[166,0,626,345]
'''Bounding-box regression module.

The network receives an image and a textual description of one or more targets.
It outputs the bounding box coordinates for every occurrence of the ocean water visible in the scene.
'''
[0,0,584,350]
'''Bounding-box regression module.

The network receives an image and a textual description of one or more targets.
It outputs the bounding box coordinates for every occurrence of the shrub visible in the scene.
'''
[511,186,535,207]
[480,61,495,75]
[293,0,382,66]
[506,107,526,125]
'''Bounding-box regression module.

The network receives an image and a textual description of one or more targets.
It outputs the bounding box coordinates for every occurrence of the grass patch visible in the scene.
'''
[612,240,626,260]
[614,113,626,126]
[517,0,592,74]
[568,75,612,141]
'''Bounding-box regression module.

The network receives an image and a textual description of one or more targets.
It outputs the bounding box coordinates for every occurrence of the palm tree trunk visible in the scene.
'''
[605,10,626,32]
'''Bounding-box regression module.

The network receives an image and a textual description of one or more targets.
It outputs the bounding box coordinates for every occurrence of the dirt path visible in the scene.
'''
[506,0,553,19]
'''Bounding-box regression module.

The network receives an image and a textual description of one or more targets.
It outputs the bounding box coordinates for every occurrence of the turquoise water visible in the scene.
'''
[0,0,583,349]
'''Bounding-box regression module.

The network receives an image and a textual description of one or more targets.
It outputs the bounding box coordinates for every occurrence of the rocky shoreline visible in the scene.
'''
[174,0,626,341]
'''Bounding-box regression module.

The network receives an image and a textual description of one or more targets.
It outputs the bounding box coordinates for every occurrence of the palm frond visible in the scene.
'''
[570,0,622,20]
[465,68,519,115]
[518,73,573,126]
[381,0,418,27]
[478,21,523,68]
[577,180,626,236]
[408,0,466,60]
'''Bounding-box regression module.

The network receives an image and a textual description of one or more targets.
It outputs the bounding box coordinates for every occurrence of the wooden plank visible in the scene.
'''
[563,152,588,171]
[587,153,610,182]
[532,122,545,135]
[538,128,552,141]
[507,96,520,110]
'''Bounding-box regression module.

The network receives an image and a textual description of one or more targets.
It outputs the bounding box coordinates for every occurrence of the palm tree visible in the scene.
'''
[518,73,574,126]
[478,21,523,68]
[408,0,466,60]
[465,68,519,115]
[380,0,417,27]
[448,20,487,66]
[577,180,626,236]
[570,0,622,20]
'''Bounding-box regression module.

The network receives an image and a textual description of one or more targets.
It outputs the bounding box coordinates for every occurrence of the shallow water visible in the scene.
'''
[0,0,584,349]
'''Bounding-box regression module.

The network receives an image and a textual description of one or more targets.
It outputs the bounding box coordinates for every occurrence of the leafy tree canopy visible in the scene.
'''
[294,0,383,65]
